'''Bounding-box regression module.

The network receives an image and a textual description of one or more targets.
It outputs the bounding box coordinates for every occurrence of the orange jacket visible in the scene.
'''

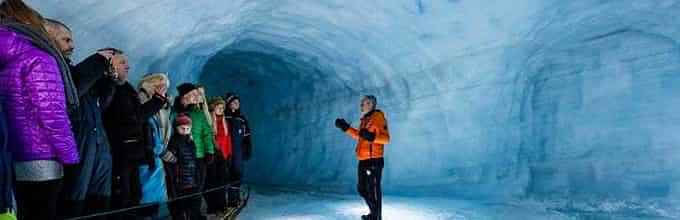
[345,110,390,160]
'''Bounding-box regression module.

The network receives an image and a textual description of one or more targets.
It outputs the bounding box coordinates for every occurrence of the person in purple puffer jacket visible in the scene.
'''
[0,0,80,219]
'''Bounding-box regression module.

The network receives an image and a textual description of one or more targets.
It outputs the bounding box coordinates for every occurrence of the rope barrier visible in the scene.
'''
[66,181,243,220]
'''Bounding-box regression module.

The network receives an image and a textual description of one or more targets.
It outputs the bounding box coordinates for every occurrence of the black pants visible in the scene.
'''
[111,162,142,219]
[196,159,208,191]
[58,195,111,220]
[204,157,228,214]
[15,179,62,220]
[58,162,111,219]
[227,157,242,207]
[169,188,203,220]
[357,158,384,219]
[137,204,160,220]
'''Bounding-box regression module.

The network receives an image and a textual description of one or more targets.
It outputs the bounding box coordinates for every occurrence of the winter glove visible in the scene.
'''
[359,129,376,142]
[335,118,350,132]
[161,150,177,163]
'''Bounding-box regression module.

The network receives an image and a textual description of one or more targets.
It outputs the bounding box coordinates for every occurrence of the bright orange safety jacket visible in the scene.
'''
[345,110,390,161]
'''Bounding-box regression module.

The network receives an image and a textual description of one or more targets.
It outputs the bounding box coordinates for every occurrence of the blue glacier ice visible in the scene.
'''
[29,0,680,219]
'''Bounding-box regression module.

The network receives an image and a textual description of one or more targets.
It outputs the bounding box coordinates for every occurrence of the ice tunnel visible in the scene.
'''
[29,0,680,219]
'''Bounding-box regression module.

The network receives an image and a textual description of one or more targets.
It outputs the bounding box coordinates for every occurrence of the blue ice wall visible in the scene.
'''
[30,0,680,208]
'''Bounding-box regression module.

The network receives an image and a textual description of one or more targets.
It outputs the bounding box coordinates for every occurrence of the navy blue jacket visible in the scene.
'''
[165,134,200,197]
[61,54,117,200]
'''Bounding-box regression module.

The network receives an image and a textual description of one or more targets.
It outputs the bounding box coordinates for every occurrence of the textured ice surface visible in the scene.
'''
[240,187,575,220]
[29,0,680,217]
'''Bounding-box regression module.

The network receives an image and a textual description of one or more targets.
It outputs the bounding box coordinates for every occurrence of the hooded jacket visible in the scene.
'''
[0,25,78,164]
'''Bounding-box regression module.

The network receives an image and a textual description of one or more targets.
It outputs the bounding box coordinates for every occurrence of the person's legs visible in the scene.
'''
[15,179,62,220]
[84,195,111,220]
[136,203,160,220]
[205,157,227,214]
[203,158,217,213]
[118,165,133,208]
[186,189,205,220]
[367,159,384,220]
[227,158,241,207]
[58,140,93,218]
[196,159,207,192]
[127,164,142,218]
[168,197,185,220]
[111,163,142,219]
[358,159,384,220]
[357,160,370,208]
[47,179,64,220]
[58,194,85,219]
[112,164,131,219]
[215,157,228,209]
[85,147,113,218]
[110,160,123,220]
[129,164,142,207]
[170,187,204,220]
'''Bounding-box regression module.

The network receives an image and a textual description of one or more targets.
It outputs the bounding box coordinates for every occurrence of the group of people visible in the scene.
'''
[0,0,253,219]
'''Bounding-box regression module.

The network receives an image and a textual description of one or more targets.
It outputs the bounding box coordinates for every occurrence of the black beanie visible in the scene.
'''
[177,83,198,97]
[225,92,240,105]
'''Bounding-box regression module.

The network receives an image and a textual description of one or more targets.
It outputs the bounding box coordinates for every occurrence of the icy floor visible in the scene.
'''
[236,187,675,220]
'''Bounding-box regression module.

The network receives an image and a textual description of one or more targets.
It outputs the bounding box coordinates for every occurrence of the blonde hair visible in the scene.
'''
[196,86,214,127]
[138,73,169,99]
[138,72,172,146]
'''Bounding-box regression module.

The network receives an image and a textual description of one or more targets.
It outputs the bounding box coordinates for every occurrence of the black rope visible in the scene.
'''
[66,181,243,220]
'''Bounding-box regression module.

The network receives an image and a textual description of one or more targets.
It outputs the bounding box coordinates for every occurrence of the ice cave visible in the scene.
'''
[23,0,680,219]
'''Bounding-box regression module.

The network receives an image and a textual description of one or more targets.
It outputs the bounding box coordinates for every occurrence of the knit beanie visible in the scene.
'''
[175,113,192,127]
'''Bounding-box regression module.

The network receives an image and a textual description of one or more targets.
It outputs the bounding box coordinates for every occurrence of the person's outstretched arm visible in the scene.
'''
[335,118,360,140]
[72,53,109,97]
